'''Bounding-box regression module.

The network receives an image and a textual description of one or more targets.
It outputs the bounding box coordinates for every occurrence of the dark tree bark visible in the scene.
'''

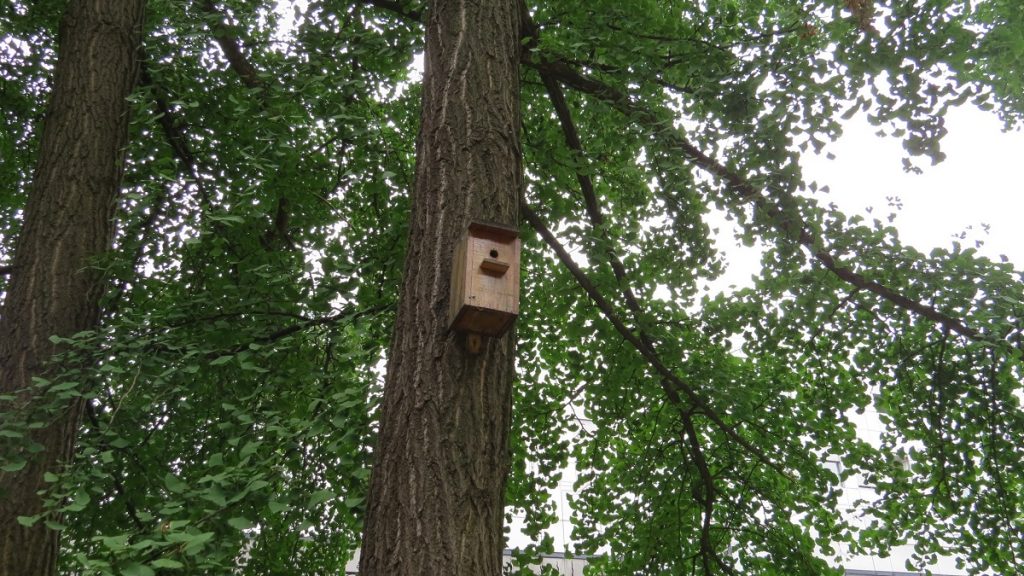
[357,0,522,574]
[0,1,145,574]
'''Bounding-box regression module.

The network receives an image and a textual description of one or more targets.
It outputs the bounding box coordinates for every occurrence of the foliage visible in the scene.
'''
[2,0,1023,574]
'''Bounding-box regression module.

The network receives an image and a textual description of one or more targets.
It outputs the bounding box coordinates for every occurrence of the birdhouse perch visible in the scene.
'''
[448,221,521,338]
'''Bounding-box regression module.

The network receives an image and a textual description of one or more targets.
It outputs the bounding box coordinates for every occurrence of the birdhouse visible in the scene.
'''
[448,221,521,337]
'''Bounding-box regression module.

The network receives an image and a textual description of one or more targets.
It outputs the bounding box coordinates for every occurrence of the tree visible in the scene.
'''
[356,0,522,574]
[0,1,145,574]
[1,0,1023,575]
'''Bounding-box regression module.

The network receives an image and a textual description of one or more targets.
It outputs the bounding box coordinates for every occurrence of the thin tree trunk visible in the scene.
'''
[357,0,522,574]
[0,1,145,574]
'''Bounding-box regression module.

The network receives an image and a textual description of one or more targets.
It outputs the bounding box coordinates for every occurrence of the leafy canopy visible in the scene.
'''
[1,0,1022,574]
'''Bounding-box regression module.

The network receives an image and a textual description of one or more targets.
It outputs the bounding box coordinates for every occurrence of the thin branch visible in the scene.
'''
[681,411,716,575]
[681,409,742,576]
[539,72,650,343]
[0,265,12,276]
[103,65,177,311]
[605,20,805,50]
[200,0,264,89]
[518,2,979,340]
[522,202,787,479]
[84,401,146,532]
[537,32,822,497]
[809,288,861,343]
[359,0,422,21]
[140,63,213,208]
[540,71,790,524]
[224,304,387,357]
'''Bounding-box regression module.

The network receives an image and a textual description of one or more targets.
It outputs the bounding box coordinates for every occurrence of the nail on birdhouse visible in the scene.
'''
[448,221,520,338]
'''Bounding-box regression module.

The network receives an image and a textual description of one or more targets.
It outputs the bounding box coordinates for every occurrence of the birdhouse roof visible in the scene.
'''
[468,221,518,243]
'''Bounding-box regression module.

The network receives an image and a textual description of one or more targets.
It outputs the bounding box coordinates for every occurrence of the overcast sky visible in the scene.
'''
[709,104,1024,292]
[807,105,1024,264]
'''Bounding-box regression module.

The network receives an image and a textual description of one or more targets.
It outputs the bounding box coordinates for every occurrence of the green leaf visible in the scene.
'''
[182,531,215,555]
[109,436,132,449]
[63,489,91,512]
[122,562,155,576]
[1,459,26,472]
[227,516,254,530]
[307,489,335,507]
[200,485,226,507]
[239,440,260,457]
[164,473,188,494]
[16,515,40,527]
[46,380,80,392]
[100,534,130,551]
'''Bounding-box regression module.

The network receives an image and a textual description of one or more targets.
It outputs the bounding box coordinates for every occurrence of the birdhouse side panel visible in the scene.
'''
[448,233,469,330]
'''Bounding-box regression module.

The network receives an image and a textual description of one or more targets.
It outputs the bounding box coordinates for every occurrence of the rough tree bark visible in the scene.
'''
[0,1,145,574]
[357,0,522,574]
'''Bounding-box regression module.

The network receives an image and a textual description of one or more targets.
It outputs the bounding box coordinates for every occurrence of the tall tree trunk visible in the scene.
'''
[358,0,522,574]
[0,1,145,574]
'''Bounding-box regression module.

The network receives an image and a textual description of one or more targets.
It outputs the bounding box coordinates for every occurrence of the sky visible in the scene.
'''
[807,105,1024,264]
[709,104,1024,292]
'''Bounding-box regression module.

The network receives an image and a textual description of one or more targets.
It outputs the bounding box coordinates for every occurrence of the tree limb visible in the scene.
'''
[540,76,784,561]
[140,63,213,208]
[681,411,738,576]
[0,265,12,276]
[359,0,422,21]
[539,71,652,346]
[199,0,264,89]
[539,74,798,546]
[526,56,982,341]
[517,0,979,342]
[84,401,146,532]
[522,202,788,479]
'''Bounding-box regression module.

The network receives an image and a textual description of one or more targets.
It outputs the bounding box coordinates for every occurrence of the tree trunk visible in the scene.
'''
[357,0,522,574]
[0,1,145,574]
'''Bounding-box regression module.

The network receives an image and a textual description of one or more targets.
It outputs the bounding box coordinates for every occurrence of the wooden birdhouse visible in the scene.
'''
[448,221,521,338]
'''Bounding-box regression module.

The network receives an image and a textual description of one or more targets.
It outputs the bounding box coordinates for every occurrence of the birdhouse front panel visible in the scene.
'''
[448,222,520,337]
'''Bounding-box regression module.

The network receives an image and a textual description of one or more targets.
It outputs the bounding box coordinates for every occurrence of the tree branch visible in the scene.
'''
[84,401,146,532]
[681,411,737,576]
[522,202,788,479]
[541,76,777,557]
[0,265,12,276]
[517,0,980,341]
[359,0,422,21]
[140,63,213,208]
[526,56,982,342]
[200,0,264,89]
[539,72,651,344]
[538,72,795,521]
